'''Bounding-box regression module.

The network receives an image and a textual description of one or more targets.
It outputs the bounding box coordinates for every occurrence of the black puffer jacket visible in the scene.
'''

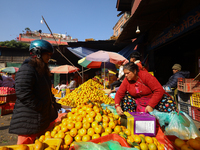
[9,58,58,135]
[164,71,190,89]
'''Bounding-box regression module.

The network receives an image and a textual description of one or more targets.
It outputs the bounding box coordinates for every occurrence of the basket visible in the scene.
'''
[164,135,186,150]
[190,93,200,108]
[177,78,200,93]
[0,103,15,116]
[177,102,192,116]
[69,134,130,150]
[191,106,200,122]
[0,138,62,150]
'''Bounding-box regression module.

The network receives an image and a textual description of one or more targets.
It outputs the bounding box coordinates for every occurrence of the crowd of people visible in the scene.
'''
[3,39,190,145]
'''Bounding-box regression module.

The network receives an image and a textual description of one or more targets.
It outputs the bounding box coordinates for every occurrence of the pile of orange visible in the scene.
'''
[51,88,61,98]
[174,137,200,150]
[37,103,164,150]
[57,79,114,107]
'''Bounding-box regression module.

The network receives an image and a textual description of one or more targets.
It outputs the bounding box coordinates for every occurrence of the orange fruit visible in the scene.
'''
[181,144,194,150]
[74,134,82,142]
[109,121,116,129]
[101,132,109,137]
[92,134,100,140]
[174,138,186,148]
[139,134,145,138]
[61,126,68,133]
[102,122,109,129]
[89,111,96,118]
[16,144,29,150]
[75,121,82,129]
[87,116,94,123]
[54,126,61,132]
[62,120,68,126]
[88,103,93,108]
[86,107,92,113]
[94,125,102,134]
[102,116,110,123]
[51,130,57,138]
[188,139,200,150]
[70,128,77,137]
[76,116,83,122]
[81,111,87,117]
[78,109,83,114]
[105,127,112,134]
[91,121,99,128]
[124,129,131,136]
[64,134,73,146]
[38,135,45,142]
[114,126,121,134]
[148,143,157,150]
[157,145,165,150]
[134,135,141,144]
[145,136,153,144]
[140,143,148,150]
[58,131,65,139]
[79,128,87,136]
[35,140,44,150]
[87,128,95,136]
[83,122,90,129]
[67,122,75,130]
[45,131,51,137]
[95,115,102,122]
[82,135,91,142]
[94,108,100,113]
[82,105,87,110]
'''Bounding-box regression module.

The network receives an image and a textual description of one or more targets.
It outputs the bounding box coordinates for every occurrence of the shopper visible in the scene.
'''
[9,39,61,144]
[114,62,165,115]
[67,76,76,90]
[163,64,190,91]
[130,51,147,71]
[110,64,125,90]
[58,80,68,97]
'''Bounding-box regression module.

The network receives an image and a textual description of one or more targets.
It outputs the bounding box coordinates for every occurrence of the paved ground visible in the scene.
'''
[0,113,200,146]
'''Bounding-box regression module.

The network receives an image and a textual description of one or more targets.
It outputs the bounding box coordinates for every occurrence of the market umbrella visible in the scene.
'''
[51,65,79,74]
[85,50,129,88]
[0,67,19,74]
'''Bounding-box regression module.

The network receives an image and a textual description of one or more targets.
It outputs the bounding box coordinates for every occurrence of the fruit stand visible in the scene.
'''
[0,87,16,116]
[0,77,200,150]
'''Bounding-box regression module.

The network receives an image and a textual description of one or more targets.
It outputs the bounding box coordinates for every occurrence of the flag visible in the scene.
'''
[40,19,43,24]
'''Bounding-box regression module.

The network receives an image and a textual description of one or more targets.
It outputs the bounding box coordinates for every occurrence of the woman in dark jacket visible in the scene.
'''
[9,40,61,144]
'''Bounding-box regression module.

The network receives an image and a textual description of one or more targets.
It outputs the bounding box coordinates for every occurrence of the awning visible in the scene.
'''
[115,0,182,44]
[67,47,98,58]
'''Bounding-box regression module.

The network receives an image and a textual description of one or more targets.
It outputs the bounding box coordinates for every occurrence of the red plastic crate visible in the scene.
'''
[191,106,200,122]
[177,78,200,93]
[0,94,16,103]
[69,134,130,150]
[0,103,15,116]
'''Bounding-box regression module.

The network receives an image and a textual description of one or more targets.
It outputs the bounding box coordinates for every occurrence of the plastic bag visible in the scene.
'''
[73,140,138,150]
[149,109,174,126]
[101,103,118,115]
[165,111,200,140]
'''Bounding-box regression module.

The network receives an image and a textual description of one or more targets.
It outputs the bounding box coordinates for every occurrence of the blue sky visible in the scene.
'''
[0,0,120,42]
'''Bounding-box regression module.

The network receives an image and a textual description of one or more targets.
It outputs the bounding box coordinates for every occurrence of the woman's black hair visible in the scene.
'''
[130,51,141,60]
[123,62,139,73]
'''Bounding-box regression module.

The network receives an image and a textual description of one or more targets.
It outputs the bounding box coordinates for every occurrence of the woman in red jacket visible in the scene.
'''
[115,62,165,115]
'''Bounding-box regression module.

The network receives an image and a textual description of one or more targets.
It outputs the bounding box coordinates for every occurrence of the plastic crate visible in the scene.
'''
[69,134,130,150]
[0,103,15,116]
[0,94,16,103]
[177,91,191,104]
[164,135,186,150]
[191,106,200,122]
[177,78,200,93]
[190,93,200,108]
[0,138,62,150]
[177,102,192,116]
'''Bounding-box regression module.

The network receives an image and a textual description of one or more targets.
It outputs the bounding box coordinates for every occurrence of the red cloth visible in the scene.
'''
[115,70,165,108]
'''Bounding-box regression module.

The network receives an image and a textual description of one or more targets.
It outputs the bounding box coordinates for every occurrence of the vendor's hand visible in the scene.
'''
[116,106,124,116]
[145,105,153,113]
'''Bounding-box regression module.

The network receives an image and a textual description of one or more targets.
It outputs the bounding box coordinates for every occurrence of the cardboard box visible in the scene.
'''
[124,112,156,136]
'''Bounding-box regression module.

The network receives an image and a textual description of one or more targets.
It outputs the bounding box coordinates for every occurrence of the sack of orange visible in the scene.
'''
[57,79,114,107]
[37,103,165,150]
[174,137,200,150]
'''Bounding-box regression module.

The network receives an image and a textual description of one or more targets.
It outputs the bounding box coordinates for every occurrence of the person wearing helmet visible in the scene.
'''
[9,39,61,144]
[130,51,147,71]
